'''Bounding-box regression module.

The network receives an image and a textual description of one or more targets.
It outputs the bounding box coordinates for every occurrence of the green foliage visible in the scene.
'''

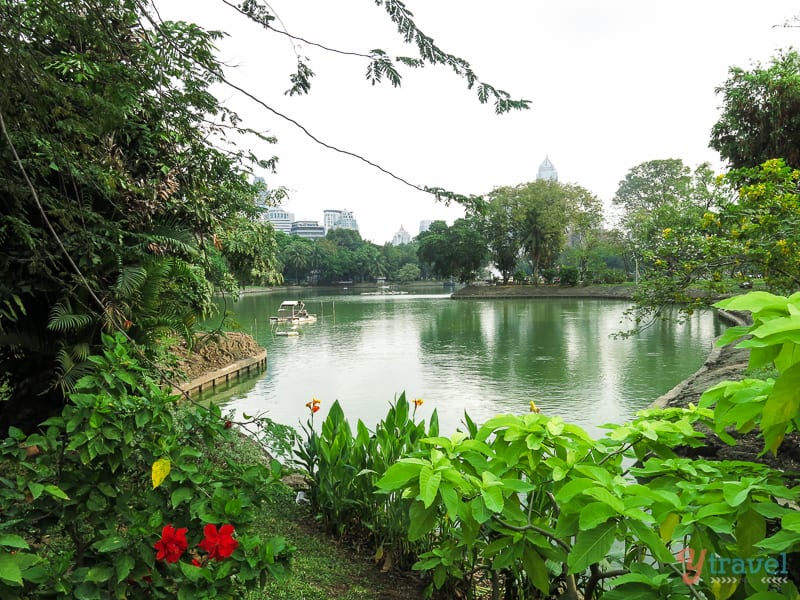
[297,394,438,570]
[0,333,292,598]
[372,404,800,599]
[417,218,488,283]
[559,265,579,286]
[630,158,800,337]
[0,0,276,428]
[395,263,421,282]
[702,290,800,454]
[295,301,800,599]
[711,49,800,171]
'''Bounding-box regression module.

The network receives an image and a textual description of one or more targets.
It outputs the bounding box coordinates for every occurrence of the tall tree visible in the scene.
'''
[417,219,487,282]
[612,159,713,282]
[484,192,522,283]
[562,184,604,282]
[710,49,800,170]
[0,0,279,428]
[281,238,313,284]
[512,181,569,282]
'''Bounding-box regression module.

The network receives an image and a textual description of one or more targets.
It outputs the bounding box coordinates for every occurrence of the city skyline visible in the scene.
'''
[157,1,798,245]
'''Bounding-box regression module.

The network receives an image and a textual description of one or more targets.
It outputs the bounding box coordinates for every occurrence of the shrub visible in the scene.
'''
[559,265,579,286]
[0,332,292,599]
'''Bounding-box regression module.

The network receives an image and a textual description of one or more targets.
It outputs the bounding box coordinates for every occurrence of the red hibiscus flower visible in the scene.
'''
[198,523,238,560]
[154,524,188,563]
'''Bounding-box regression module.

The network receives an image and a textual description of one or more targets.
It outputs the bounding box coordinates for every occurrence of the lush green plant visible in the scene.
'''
[701,291,800,455]
[375,404,799,599]
[0,333,292,598]
[297,394,439,569]
[559,265,579,286]
[541,267,559,284]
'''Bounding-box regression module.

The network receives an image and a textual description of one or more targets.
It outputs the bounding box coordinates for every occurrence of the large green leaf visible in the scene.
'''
[735,509,766,557]
[626,519,675,564]
[481,484,504,513]
[715,292,788,313]
[375,459,425,490]
[567,521,617,573]
[0,552,23,586]
[521,546,550,594]
[579,501,617,530]
[408,501,438,541]
[0,535,29,550]
[419,466,441,508]
[582,486,624,513]
[761,362,800,434]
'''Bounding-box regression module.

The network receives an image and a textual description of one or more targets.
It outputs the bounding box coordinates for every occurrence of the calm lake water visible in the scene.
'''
[202,287,726,437]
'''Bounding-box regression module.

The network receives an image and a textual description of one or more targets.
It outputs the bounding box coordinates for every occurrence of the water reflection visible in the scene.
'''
[203,290,725,438]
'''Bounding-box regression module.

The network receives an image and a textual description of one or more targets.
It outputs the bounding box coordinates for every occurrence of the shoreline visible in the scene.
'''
[450,283,637,300]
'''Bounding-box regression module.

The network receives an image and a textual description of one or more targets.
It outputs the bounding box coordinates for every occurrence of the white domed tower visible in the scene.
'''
[536,156,558,182]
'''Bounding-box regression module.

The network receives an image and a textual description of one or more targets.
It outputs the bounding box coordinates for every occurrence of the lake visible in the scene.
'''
[202,287,726,437]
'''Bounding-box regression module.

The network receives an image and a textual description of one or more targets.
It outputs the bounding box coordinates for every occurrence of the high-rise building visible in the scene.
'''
[265,207,294,234]
[537,156,558,182]
[323,208,359,234]
[391,225,411,246]
[418,220,433,234]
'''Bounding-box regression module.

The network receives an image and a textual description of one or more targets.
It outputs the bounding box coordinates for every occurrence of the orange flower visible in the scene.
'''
[413,398,424,407]
[312,405,320,413]
[306,398,322,413]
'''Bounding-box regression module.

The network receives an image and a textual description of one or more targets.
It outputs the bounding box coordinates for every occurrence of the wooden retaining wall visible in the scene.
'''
[172,350,267,397]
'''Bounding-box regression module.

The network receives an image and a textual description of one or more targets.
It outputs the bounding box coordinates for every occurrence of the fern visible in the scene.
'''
[114,265,148,299]
[52,347,94,396]
[47,302,93,333]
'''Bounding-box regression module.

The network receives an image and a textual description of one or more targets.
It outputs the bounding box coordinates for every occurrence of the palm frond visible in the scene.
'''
[114,265,148,299]
[53,347,94,396]
[47,302,93,333]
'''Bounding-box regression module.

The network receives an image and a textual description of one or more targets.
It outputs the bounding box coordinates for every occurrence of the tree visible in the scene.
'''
[219,218,283,287]
[484,192,522,283]
[0,0,282,429]
[281,238,313,284]
[562,184,604,282]
[710,49,800,170]
[612,160,717,283]
[396,263,421,282]
[417,219,487,282]
[510,181,570,282]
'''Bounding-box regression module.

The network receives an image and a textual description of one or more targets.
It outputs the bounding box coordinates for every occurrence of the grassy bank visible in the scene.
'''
[451,282,637,300]
[249,485,424,600]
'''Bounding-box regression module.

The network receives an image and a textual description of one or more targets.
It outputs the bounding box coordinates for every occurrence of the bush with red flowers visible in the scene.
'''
[0,334,293,599]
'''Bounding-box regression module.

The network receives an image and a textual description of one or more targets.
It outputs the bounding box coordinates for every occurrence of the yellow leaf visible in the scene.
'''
[710,576,739,600]
[151,458,171,489]
[659,512,680,543]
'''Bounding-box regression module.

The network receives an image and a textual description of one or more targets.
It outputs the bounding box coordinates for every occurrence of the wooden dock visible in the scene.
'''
[172,350,267,397]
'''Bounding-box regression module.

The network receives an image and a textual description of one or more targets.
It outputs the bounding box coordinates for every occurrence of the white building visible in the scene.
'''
[323,208,359,234]
[418,220,433,234]
[536,156,558,182]
[265,207,294,234]
[290,220,325,239]
[391,225,412,246]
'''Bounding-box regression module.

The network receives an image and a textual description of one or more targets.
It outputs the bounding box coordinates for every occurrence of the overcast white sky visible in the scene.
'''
[156,1,798,244]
